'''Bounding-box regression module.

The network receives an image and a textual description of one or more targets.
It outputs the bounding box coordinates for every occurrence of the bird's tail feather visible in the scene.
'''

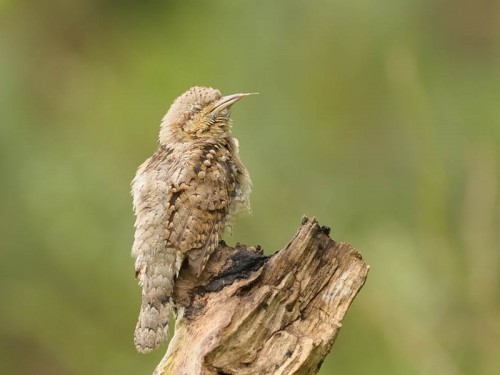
[134,299,171,353]
[134,256,175,353]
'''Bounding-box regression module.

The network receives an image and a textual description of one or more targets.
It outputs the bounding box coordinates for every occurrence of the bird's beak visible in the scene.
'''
[209,92,258,113]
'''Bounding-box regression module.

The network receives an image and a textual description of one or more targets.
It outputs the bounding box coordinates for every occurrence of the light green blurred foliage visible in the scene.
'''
[1,0,499,374]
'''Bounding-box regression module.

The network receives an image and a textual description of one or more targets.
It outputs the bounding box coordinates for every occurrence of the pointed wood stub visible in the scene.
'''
[153,217,369,375]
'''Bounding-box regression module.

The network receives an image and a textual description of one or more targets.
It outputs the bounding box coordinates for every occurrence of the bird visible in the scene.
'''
[131,86,253,353]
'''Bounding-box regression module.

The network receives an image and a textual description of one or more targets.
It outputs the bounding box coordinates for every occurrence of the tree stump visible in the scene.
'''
[153,217,369,375]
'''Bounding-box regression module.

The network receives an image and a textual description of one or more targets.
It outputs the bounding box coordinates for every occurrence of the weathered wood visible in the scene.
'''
[153,217,369,375]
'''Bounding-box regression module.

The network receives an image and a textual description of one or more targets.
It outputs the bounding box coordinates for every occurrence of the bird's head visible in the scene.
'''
[159,86,254,144]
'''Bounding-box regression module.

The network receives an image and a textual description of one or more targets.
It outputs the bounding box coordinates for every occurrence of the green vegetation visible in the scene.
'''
[1,1,499,373]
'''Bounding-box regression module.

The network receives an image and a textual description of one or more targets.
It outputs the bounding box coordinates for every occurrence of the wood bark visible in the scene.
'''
[153,217,369,375]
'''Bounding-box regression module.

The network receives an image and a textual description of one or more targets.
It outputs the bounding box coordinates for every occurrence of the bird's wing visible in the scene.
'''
[167,150,235,277]
[131,154,177,283]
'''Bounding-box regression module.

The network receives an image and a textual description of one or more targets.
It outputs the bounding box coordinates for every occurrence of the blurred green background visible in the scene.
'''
[1,0,499,374]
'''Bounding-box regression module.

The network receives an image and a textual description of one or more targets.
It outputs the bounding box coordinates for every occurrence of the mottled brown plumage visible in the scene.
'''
[131,87,252,353]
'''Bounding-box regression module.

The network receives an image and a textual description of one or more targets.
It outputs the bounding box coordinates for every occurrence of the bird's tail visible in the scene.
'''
[134,258,175,353]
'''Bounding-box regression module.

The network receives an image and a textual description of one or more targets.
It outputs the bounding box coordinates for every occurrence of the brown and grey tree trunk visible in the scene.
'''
[153,217,369,375]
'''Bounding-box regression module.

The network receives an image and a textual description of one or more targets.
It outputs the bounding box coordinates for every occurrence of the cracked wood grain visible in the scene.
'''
[153,216,369,375]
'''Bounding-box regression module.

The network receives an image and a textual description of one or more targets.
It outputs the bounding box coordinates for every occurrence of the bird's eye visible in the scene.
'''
[191,104,202,112]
